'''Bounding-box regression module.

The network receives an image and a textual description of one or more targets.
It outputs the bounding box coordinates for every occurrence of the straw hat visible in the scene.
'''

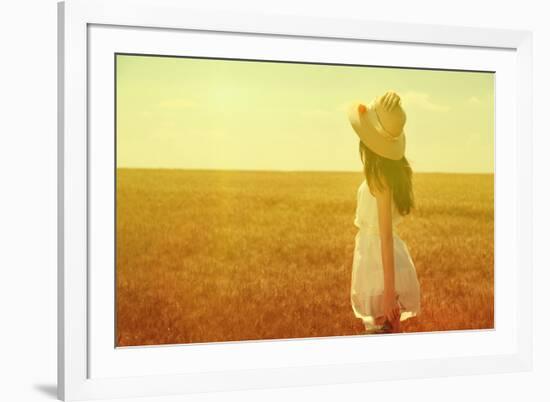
[347,91,407,160]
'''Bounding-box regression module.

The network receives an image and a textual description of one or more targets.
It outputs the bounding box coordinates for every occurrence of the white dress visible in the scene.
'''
[351,179,421,331]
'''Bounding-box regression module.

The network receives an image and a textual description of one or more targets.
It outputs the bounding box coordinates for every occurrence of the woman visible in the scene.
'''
[347,91,421,334]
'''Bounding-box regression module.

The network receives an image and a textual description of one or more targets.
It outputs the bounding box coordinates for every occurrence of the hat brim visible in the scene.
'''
[347,101,406,161]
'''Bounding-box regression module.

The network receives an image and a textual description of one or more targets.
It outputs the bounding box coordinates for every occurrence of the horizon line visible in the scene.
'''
[116,166,494,175]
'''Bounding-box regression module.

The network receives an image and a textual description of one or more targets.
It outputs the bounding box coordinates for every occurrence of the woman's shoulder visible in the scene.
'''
[361,179,387,201]
[357,179,372,198]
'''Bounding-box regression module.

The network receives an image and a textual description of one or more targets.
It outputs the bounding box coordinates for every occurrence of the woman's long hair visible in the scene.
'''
[359,141,414,215]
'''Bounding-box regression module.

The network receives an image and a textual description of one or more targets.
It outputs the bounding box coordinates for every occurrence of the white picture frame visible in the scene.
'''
[58,0,533,400]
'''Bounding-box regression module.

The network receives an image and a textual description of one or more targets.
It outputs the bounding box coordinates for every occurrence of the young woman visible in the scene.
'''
[347,91,421,334]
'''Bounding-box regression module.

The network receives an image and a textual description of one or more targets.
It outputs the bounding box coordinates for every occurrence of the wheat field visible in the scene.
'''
[116,169,494,347]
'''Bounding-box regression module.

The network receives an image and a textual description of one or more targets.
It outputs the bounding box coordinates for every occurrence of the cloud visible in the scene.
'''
[468,96,481,104]
[467,96,481,105]
[400,91,450,112]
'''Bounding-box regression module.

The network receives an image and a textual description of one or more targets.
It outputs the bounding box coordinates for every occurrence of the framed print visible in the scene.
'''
[58,0,533,400]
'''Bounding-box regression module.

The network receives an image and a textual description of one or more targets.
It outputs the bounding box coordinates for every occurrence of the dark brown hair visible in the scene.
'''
[359,141,414,215]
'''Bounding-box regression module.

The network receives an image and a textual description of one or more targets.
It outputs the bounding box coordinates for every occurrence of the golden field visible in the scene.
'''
[116,169,494,346]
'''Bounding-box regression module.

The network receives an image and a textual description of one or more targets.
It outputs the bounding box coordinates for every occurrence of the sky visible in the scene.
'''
[116,54,494,173]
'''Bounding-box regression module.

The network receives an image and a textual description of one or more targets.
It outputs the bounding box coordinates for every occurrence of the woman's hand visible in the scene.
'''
[383,290,401,322]
[380,91,401,111]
